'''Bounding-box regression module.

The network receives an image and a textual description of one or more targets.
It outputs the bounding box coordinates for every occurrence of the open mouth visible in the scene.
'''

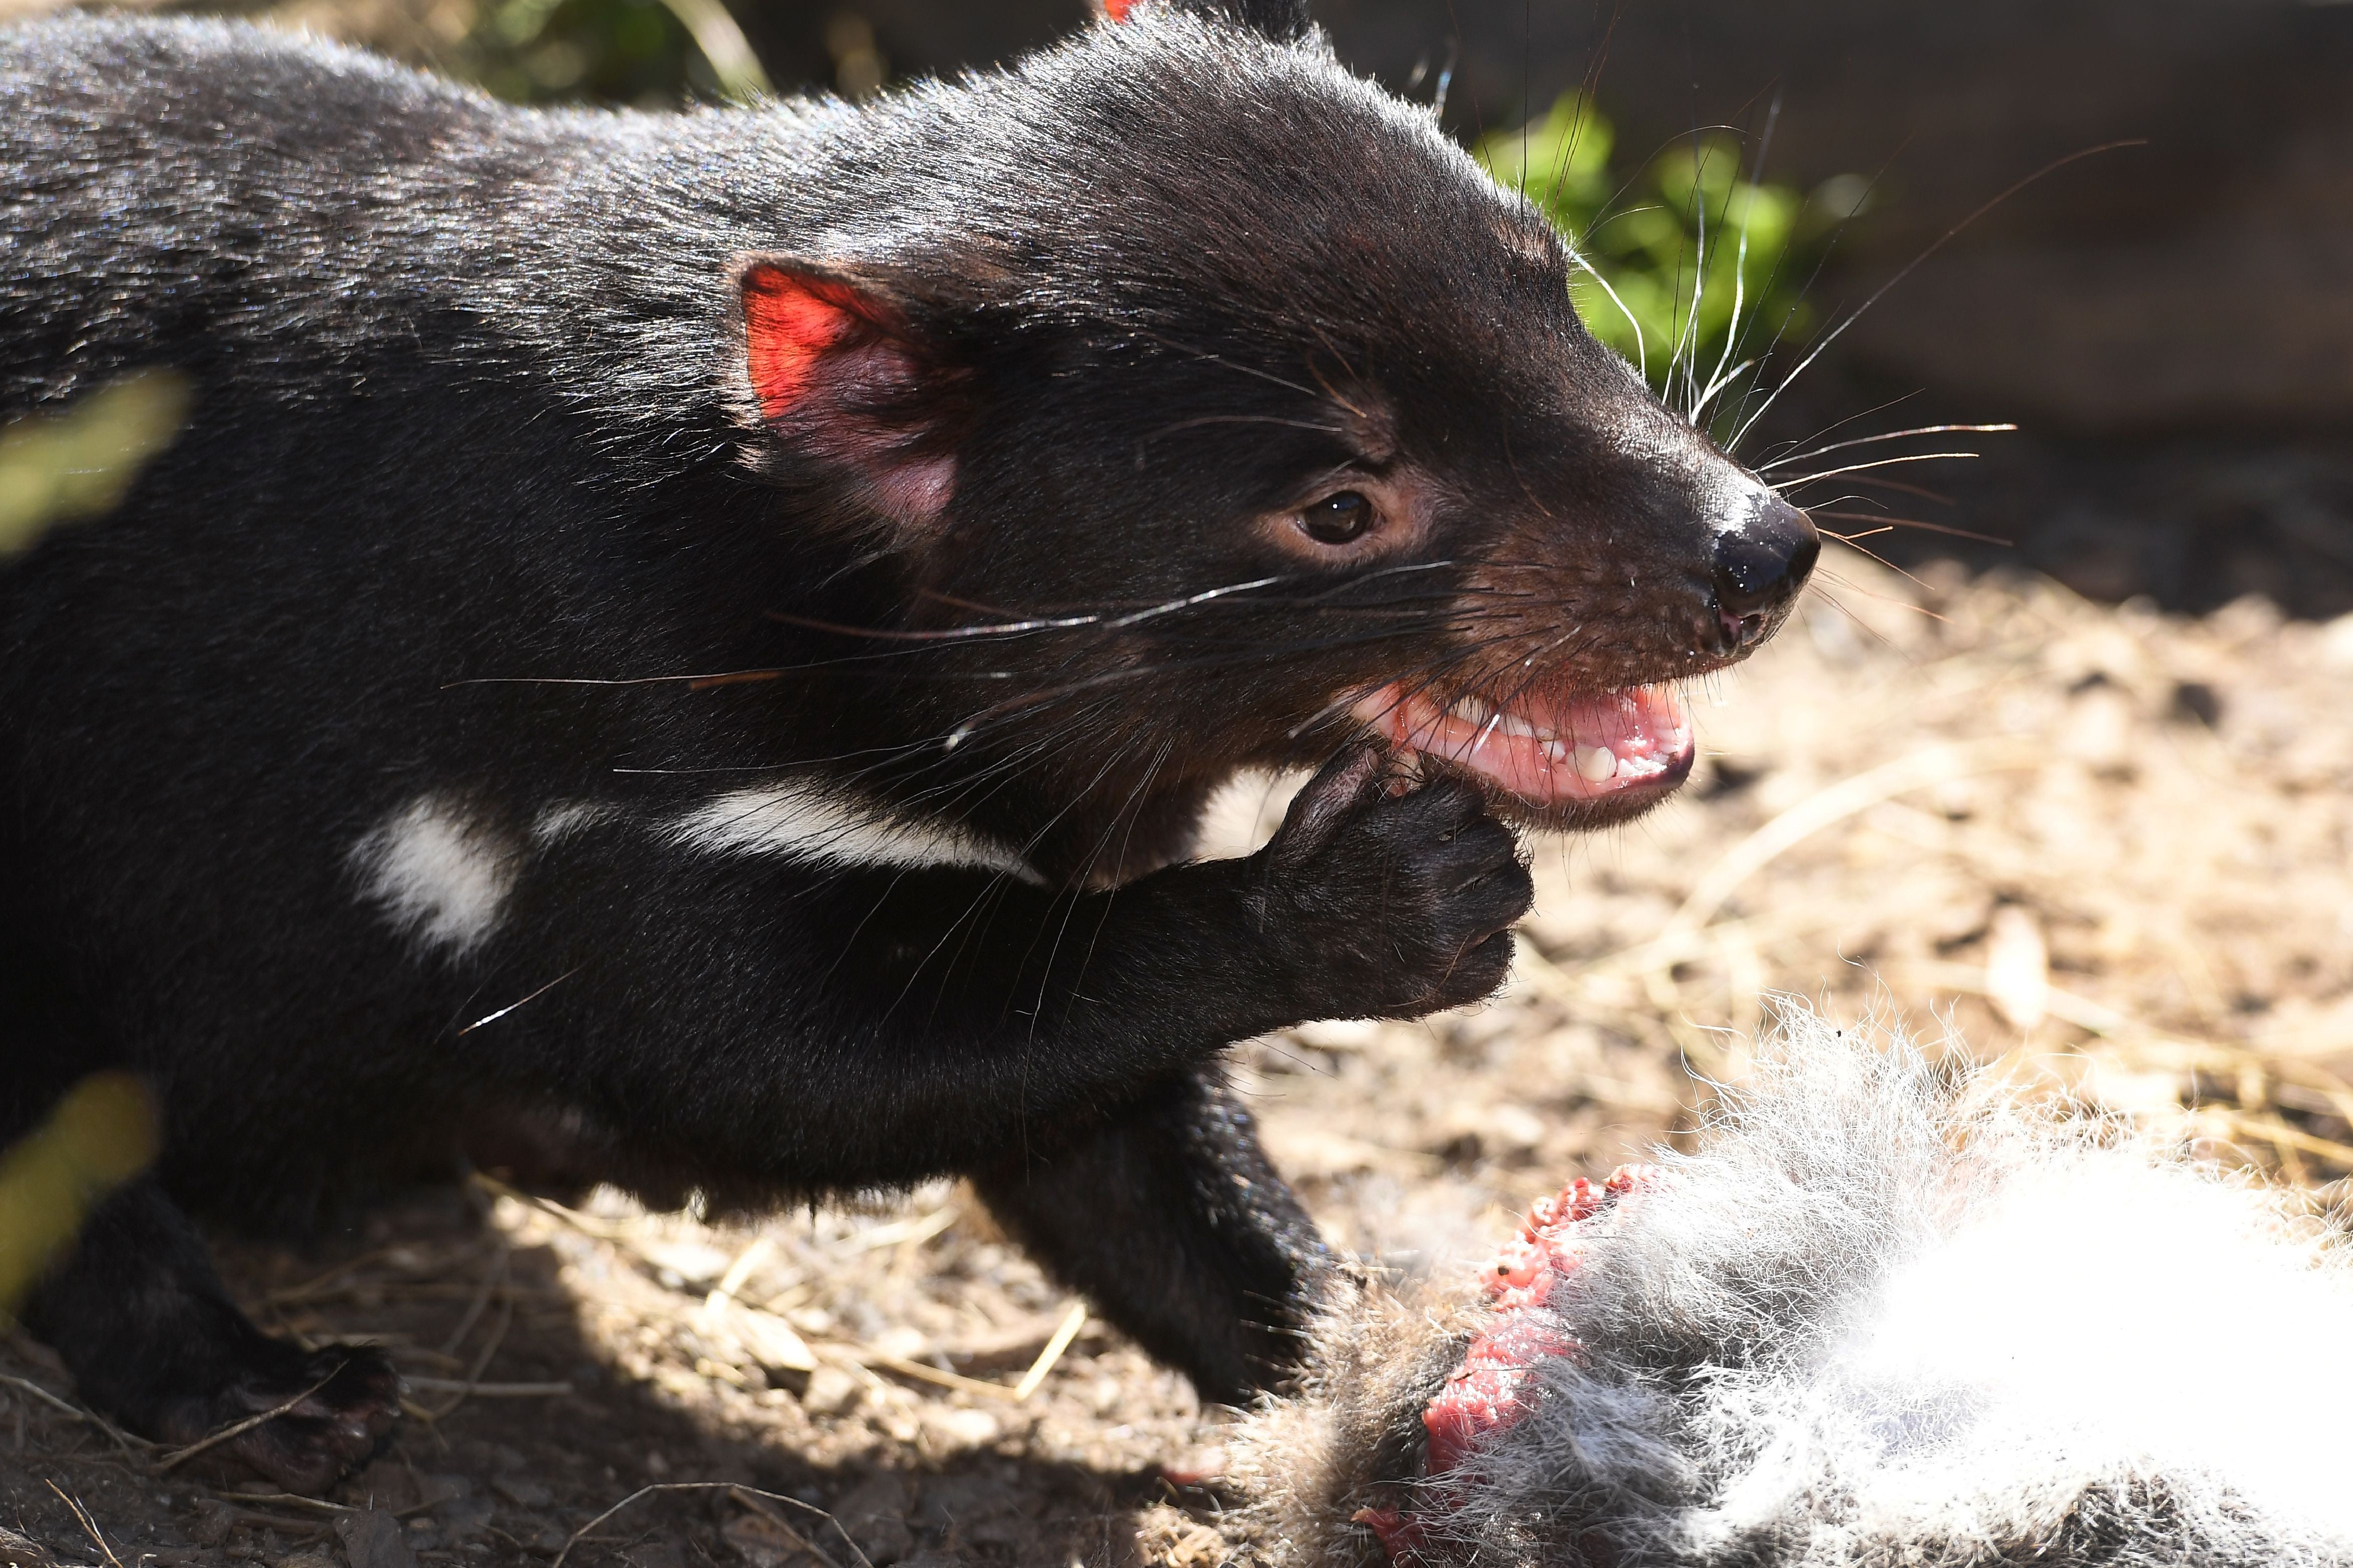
[1351,680,1695,811]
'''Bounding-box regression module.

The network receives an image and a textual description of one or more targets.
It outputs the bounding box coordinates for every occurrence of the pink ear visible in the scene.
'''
[1099,0,1137,19]
[739,262,956,530]
[743,268,872,420]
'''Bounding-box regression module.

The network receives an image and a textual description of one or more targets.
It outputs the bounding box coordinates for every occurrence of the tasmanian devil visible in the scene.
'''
[0,0,1816,1491]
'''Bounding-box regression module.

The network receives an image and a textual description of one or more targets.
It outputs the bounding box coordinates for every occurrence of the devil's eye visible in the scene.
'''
[1299,490,1375,545]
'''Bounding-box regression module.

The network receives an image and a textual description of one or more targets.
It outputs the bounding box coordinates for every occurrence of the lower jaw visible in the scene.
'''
[1350,680,1696,823]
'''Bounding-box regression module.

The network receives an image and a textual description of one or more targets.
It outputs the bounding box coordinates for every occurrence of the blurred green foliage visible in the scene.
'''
[1478,93,1871,426]
[452,0,767,104]
[0,1073,158,1316]
[0,370,191,556]
[0,380,179,1316]
[464,0,687,102]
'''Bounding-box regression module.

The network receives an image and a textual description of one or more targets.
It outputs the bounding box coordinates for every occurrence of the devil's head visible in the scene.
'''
[722,0,1816,862]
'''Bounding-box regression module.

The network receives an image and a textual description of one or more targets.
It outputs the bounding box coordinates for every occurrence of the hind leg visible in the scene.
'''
[971,1065,1330,1406]
[23,1179,401,1492]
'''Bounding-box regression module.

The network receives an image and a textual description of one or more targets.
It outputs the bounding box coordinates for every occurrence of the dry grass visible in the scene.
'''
[6,553,2353,1566]
[1519,552,2353,1181]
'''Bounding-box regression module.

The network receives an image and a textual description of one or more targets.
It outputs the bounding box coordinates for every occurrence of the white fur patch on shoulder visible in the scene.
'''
[662,780,1040,883]
[349,794,521,958]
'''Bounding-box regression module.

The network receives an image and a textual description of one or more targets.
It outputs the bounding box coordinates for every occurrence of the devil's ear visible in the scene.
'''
[734,258,963,534]
[1095,0,1313,44]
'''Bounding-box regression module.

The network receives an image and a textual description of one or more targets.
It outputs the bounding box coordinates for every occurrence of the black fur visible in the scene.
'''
[0,0,1810,1487]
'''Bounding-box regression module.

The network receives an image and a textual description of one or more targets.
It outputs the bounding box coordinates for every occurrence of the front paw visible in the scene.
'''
[158,1344,402,1495]
[1250,744,1533,1018]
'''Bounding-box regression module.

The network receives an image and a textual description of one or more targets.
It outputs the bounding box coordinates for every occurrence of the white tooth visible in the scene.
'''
[1542,739,1569,762]
[1575,745,1618,783]
[1496,712,1537,738]
[1450,694,1492,724]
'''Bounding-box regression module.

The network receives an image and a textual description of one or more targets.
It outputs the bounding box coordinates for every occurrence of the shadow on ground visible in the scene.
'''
[1,1186,1229,1568]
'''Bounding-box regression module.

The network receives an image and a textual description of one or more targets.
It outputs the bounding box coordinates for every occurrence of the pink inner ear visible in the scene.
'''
[743,266,868,420]
[739,263,957,530]
[1101,0,1136,20]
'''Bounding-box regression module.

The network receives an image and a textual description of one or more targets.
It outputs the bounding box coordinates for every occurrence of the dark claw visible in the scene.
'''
[1253,746,1533,1022]
[159,1345,402,1495]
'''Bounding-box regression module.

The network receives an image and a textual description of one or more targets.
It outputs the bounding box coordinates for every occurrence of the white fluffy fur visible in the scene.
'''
[1259,1013,2353,1567]
[348,794,520,957]
[661,781,1041,882]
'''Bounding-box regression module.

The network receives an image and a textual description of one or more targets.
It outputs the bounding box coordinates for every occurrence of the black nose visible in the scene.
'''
[1711,492,1818,650]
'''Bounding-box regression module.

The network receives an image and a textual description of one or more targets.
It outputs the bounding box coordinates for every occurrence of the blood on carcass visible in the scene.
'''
[1353,1165,1659,1557]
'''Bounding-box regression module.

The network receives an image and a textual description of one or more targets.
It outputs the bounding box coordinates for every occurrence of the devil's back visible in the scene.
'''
[0,15,586,408]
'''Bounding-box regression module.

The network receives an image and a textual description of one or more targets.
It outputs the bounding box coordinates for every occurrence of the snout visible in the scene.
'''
[1709,491,1818,653]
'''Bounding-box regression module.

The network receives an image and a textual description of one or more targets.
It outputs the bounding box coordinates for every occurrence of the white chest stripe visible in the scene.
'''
[349,794,520,957]
[662,782,1043,884]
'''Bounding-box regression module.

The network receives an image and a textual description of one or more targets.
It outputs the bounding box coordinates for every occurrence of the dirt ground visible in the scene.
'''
[9,496,2353,1568]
